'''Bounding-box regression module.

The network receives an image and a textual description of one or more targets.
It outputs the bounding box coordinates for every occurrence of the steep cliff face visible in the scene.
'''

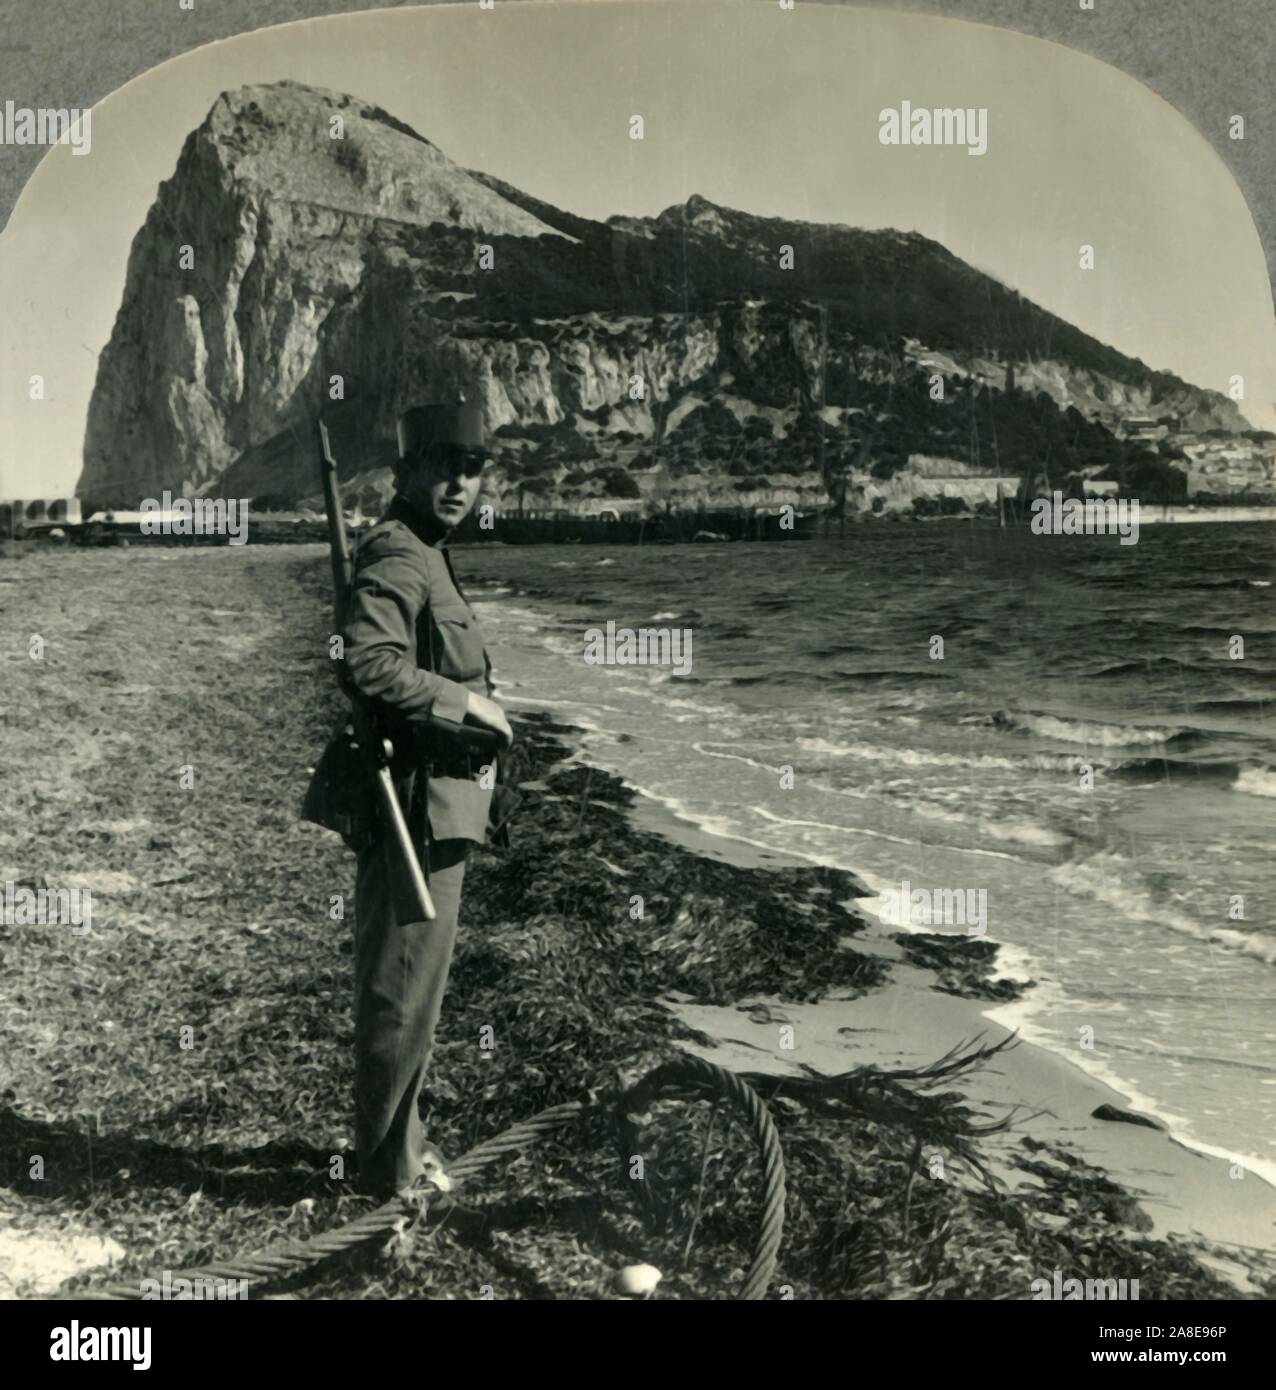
[79,81,1247,509]
[80,83,566,503]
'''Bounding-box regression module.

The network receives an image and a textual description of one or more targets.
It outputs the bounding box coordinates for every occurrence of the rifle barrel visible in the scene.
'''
[318,419,352,629]
[317,416,436,922]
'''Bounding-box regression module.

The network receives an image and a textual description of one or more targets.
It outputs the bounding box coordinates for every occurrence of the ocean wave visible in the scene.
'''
[809,641,865,658]
[878,692,945,711]
[1074,654,1275,684]
[677,672,791,687]
[986,821,1071,847]
[1053,855,1276,968]
[988,941,1037,985]
[1106,756,1241,783]
[832,668,947,683]
[799,737,1004,770]
[662,696,740,718]
[990,710,1191,748]
[910,801,1068,847]
[1169,576,1273,590]
[1210,928,1276,965]
[1234,766,1276,799]
[691,743,790,776]
[1178,623,1276,637]
[1080,657,1195,680]
[797,734,1093,775]
[1188,697,1273,716]
[1102,1035,1276,1072]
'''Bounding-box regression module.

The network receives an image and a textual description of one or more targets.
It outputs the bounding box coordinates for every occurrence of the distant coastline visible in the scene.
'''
[6,501,1276,552]
[1131,504,1276,525]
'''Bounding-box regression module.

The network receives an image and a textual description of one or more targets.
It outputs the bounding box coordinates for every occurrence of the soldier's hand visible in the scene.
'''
[465,690,514,749]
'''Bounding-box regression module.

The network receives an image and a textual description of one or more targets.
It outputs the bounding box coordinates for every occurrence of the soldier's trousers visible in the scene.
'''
[353,832,470,1196]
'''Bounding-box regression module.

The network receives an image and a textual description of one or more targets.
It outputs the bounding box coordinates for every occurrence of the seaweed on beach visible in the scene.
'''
[0,549,1247,1301]
[894,931,1035,1002]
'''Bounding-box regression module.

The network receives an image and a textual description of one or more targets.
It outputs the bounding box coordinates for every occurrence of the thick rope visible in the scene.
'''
[617,1053,786,1301]
[446,1101,586,1185]
[69,1057,784,1301]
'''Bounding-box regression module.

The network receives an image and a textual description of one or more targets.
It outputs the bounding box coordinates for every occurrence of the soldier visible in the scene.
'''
[303,402,515,1200]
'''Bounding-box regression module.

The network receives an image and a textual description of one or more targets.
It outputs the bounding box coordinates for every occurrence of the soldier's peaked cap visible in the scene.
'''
[397,402,486,459]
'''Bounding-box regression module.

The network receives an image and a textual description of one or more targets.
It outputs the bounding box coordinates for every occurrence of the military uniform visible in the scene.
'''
[303,486,506,1197]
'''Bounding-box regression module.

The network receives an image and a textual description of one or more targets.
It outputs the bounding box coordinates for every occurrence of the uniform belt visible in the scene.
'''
[425,750,483,779]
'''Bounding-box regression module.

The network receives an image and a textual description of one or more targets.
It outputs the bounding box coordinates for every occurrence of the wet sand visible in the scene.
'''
[627,789,1276,1290]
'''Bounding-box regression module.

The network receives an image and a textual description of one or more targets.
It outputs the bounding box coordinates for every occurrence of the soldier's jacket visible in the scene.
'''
[302,495,516,849]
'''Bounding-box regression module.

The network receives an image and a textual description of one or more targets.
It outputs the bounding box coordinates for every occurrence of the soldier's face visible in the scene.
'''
[399,446,487,529]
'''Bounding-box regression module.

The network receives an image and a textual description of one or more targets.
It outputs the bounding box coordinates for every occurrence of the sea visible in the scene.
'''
[453,521,1276,1183]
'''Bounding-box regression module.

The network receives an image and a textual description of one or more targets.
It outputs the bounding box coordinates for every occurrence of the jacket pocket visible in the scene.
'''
[431,607,487,684]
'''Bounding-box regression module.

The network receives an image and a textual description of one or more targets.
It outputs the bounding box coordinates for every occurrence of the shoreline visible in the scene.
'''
[6,544,1270,1300]
[567,736,1276,1278]
[7,506,1273,561]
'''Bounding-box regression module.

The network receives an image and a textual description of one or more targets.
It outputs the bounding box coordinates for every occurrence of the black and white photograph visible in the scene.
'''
[1,0,1275,1349]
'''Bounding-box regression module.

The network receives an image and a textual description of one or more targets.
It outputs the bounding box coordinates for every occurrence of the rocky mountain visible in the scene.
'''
[79,80,1248,511]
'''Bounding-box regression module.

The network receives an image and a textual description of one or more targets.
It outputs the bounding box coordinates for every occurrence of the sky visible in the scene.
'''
[1,0,1273,498]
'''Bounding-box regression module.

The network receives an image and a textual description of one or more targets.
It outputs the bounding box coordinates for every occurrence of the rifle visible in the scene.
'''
[318,419,437,922]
